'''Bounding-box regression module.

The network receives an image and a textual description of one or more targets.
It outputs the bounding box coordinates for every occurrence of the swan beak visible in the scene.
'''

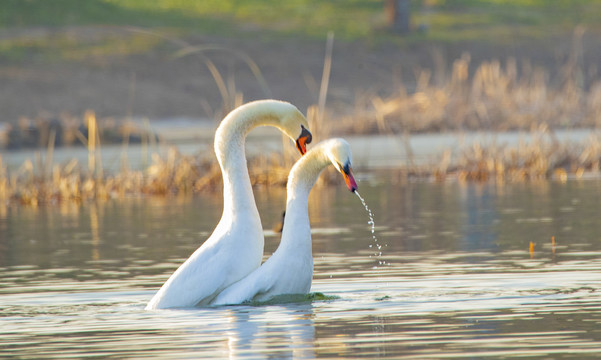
[342,164,358,193]
[295,125,312,155]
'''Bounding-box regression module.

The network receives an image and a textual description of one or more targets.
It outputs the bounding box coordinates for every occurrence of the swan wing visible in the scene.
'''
[146,222,261,309]
[210,262,274,306]
[146,239,223,308]
[211,249,313,306]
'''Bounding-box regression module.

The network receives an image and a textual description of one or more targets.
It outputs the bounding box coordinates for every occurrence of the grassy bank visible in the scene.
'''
[5,45,601,146]
[3,0,601,40]
[2,0,601,63]
[2,1,601,121]
[2,41,601,205]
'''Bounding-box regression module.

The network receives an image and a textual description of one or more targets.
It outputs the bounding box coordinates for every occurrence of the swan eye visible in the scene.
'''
[295,125,312,155]
[342,162,351,175]
[335,161,351,175]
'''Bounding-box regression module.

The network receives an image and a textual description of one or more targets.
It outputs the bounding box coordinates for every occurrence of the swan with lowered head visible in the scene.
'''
[146,100,312,310]
[211,138,357,306]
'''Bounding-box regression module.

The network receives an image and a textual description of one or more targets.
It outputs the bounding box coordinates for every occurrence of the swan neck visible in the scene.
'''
[286,149,329,198]
[278,149,329,251]
[214,104,281,216]
[279,191,311,252]
[215,103,286,164]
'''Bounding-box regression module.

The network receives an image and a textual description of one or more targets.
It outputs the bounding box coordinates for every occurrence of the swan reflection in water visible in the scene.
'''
[226,303,315,359]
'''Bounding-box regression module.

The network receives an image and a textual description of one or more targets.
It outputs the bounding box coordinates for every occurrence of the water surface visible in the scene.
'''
[2,175,601,358]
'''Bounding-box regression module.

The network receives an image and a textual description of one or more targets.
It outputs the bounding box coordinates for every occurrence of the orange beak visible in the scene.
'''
[343,164,358,192]
[295,125,312,155]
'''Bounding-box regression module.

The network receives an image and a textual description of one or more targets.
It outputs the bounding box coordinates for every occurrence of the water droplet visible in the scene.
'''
[355,191,389,270]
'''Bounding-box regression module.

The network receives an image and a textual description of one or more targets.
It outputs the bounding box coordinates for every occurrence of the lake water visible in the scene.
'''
[2,173,601,358]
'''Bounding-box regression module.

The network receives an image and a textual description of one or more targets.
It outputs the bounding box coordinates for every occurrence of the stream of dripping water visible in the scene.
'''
[355,191,387,269]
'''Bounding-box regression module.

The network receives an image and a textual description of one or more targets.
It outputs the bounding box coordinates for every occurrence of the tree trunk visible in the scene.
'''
[387,0,411,34]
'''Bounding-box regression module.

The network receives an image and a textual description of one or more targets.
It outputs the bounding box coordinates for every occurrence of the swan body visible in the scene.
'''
[211,138,357,306]
[146,100,311,310]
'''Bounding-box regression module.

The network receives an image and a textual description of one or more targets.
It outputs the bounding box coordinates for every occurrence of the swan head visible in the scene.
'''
[324,139,358,192]
[277,109,312,155]
[295,125,312,155]
[217,100,312,156]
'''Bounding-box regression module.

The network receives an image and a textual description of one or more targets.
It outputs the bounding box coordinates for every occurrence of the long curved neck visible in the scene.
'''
[279,150,330,252]
[214,103,285,217]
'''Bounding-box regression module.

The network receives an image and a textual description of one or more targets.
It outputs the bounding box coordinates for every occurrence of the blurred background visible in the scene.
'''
[2,0,601,150]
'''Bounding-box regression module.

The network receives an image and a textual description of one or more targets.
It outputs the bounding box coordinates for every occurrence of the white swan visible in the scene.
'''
[146,100,312,310]
[211,138,357,306]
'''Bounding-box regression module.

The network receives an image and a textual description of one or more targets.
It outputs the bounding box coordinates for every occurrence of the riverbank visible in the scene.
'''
[2,2,601,126]
[2,127,601,206]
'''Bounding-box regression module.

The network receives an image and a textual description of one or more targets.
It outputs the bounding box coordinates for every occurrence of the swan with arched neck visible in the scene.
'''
[146,100,312,309]
[211,138,356,306]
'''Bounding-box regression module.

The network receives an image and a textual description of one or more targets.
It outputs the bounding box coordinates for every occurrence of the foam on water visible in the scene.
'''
[355,191,388,268]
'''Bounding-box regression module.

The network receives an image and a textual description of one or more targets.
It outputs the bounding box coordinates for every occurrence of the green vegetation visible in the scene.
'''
[0,30,160,62]
[2,0,600,63]
[2,0,600,65]
[0,0,382,39]
[2,0,600,40]
[420,0,601,42]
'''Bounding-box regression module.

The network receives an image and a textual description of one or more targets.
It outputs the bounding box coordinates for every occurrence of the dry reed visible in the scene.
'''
[342,56,601,134]
[4,30,601,206]
[3,127,601,206]
[435,129,601,183]
[0,139,303,206]
[335,39,601,135]
[1,112,155,150]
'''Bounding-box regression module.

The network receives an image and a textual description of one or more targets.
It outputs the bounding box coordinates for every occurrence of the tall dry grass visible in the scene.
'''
[1,111,155,150]
[0,144,298,206]
[336,30,600,135]
[4,30,601,207]
[4,127,601,207]
[339,54,601,134]
[434,129,601,183]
